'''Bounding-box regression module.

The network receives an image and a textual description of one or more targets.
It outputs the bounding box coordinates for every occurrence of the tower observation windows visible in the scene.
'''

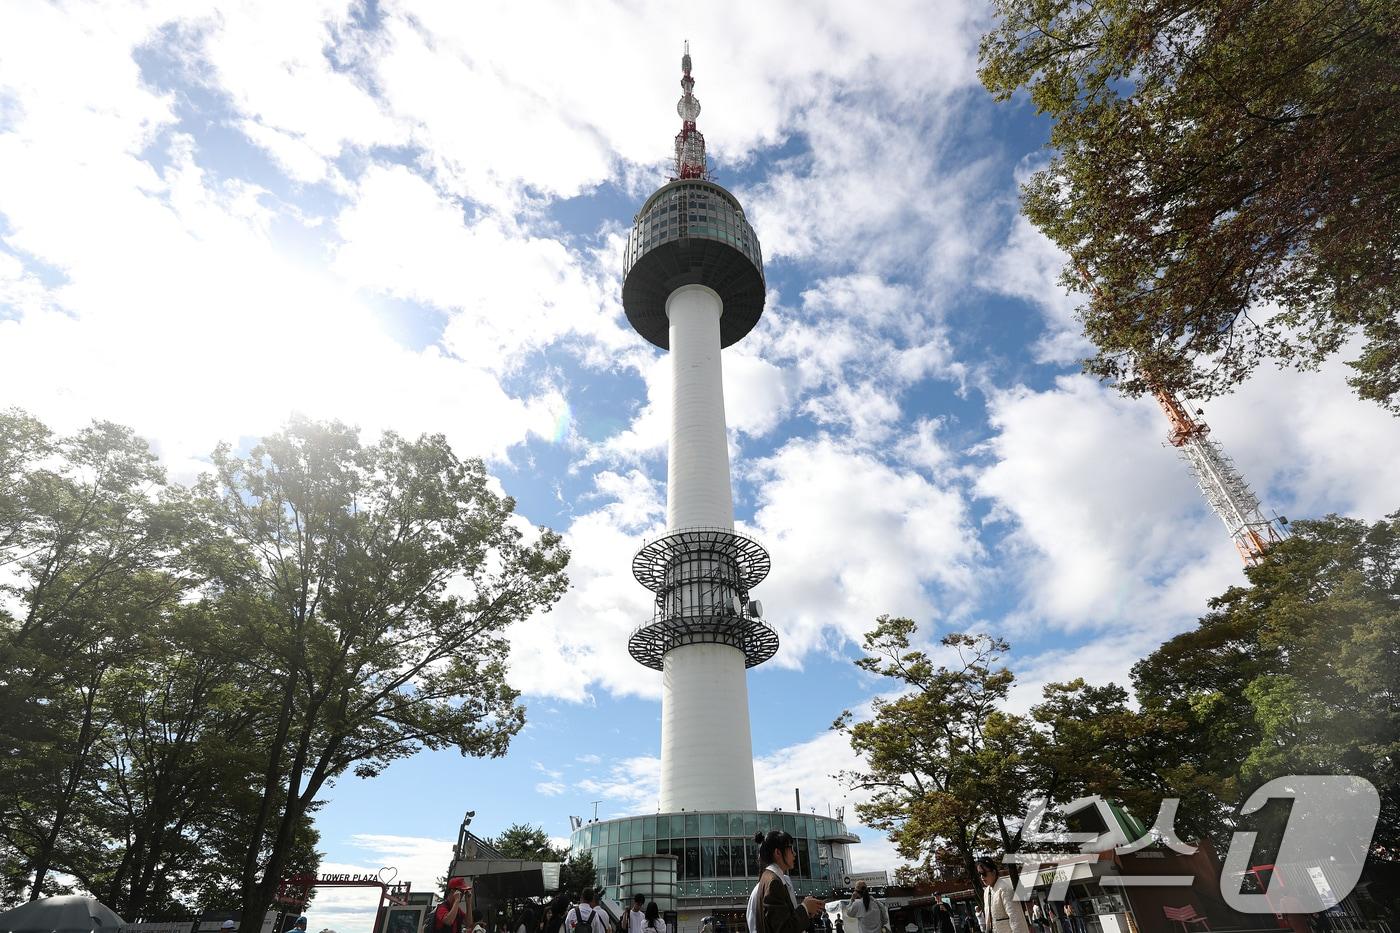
[622,179,764,286]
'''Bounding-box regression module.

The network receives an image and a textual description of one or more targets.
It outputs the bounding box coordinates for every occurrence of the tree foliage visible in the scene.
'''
[835,622,1013,890]
[0,411,570,918]
[559,850,597,900]
[492,823,567,862]
[837,619,1183,887]
[202,417,569,927]
[980,0,1400,410]
[1134,512,1400,851]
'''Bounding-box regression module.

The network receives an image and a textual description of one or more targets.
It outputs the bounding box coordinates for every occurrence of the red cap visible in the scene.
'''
[447,877,469,891]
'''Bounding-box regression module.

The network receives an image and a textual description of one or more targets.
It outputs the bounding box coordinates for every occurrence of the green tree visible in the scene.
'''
[838,619,1185,887]
[91,600,305,918]
[979,0,1400,410]
[0,414,192,901]
[1134,513,1400,851]
[559,849,597,899]
[492,823,567,862]
[835,620,1016,891]
[201,418,570,928]
[0,411,316,912]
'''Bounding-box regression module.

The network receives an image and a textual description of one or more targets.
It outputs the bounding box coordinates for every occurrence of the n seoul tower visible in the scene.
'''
[622,43,778,812]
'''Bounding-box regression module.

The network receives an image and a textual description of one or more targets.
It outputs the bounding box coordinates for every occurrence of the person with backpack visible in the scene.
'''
[564,890,608,933]
[434,879,474,933]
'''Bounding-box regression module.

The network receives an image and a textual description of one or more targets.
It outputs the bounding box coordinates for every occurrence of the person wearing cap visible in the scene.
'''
[435,878,474,933]
[294,918,309,933]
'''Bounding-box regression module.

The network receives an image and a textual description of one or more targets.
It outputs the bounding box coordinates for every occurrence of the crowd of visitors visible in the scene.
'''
[432,839,1044,933]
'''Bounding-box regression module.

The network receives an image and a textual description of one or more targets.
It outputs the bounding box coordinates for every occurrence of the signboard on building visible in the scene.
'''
[848,871,890,886]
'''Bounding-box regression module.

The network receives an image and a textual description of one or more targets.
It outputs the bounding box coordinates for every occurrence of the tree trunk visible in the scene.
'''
[239,668,297,910]
[956,824,980,895]
[29,665,105,899]
[995,813,1020,886]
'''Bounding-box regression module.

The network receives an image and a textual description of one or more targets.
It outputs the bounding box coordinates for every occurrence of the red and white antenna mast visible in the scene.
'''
[674,41,708,180]
[1072,264,1288,567]
[1150,386,1289,566]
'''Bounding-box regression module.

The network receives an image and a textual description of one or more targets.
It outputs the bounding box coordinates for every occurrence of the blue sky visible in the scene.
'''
[2,2,1396,932]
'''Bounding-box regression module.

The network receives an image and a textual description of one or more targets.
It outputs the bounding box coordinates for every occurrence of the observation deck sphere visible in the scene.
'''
[622,178,766,350]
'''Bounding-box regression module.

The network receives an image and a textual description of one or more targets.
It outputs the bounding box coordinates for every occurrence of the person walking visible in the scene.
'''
[839,881,889,933]
[746,829,825,933]
[1059,903,1081,933]
[641,902,667,933]
[935,903,956,933]
[976,859,1029,933]
[543,894,572,933]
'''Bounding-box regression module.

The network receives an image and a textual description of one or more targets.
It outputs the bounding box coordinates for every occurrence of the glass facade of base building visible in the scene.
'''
[569,810,858,903]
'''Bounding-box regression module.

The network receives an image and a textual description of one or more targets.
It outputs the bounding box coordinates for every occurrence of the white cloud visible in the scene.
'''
[0,16,572,471]
[577,755,664,816]
[746,434,982,662]
[746,103,1000,288]
[982,215,1089,365]
[506,469,665,702]
[536,781,568,797]
[753,729,902,875]
[309,834,456,933]
[190,0,402,184]
[332,163,631,374]
[974,358,1400,683]
[975,375,1227,633]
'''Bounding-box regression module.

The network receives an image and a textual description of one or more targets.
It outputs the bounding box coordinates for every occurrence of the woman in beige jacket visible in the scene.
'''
[976,858,1030,933]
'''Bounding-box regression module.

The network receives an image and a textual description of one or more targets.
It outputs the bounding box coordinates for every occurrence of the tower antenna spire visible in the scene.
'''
[674,40,708,179]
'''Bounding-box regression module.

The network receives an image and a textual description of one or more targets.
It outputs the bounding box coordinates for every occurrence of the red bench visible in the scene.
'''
[1163,906,1211,933]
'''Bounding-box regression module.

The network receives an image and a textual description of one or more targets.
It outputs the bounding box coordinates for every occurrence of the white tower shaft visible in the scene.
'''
[666,285,735,531]
[658,284,757,811]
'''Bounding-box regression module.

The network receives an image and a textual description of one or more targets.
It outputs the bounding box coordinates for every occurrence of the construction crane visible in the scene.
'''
[1069,264,1289,567]
[1150,386,1289,566]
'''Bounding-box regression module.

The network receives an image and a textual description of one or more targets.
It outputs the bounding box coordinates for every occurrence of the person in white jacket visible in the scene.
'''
[976,858,1030,933]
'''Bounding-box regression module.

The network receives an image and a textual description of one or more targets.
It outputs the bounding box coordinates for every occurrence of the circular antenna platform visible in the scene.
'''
[632,526,771,594]
[628,613,779,670]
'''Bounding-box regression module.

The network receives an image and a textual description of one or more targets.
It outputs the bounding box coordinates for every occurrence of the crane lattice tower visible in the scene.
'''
[1151,387,1289,566]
